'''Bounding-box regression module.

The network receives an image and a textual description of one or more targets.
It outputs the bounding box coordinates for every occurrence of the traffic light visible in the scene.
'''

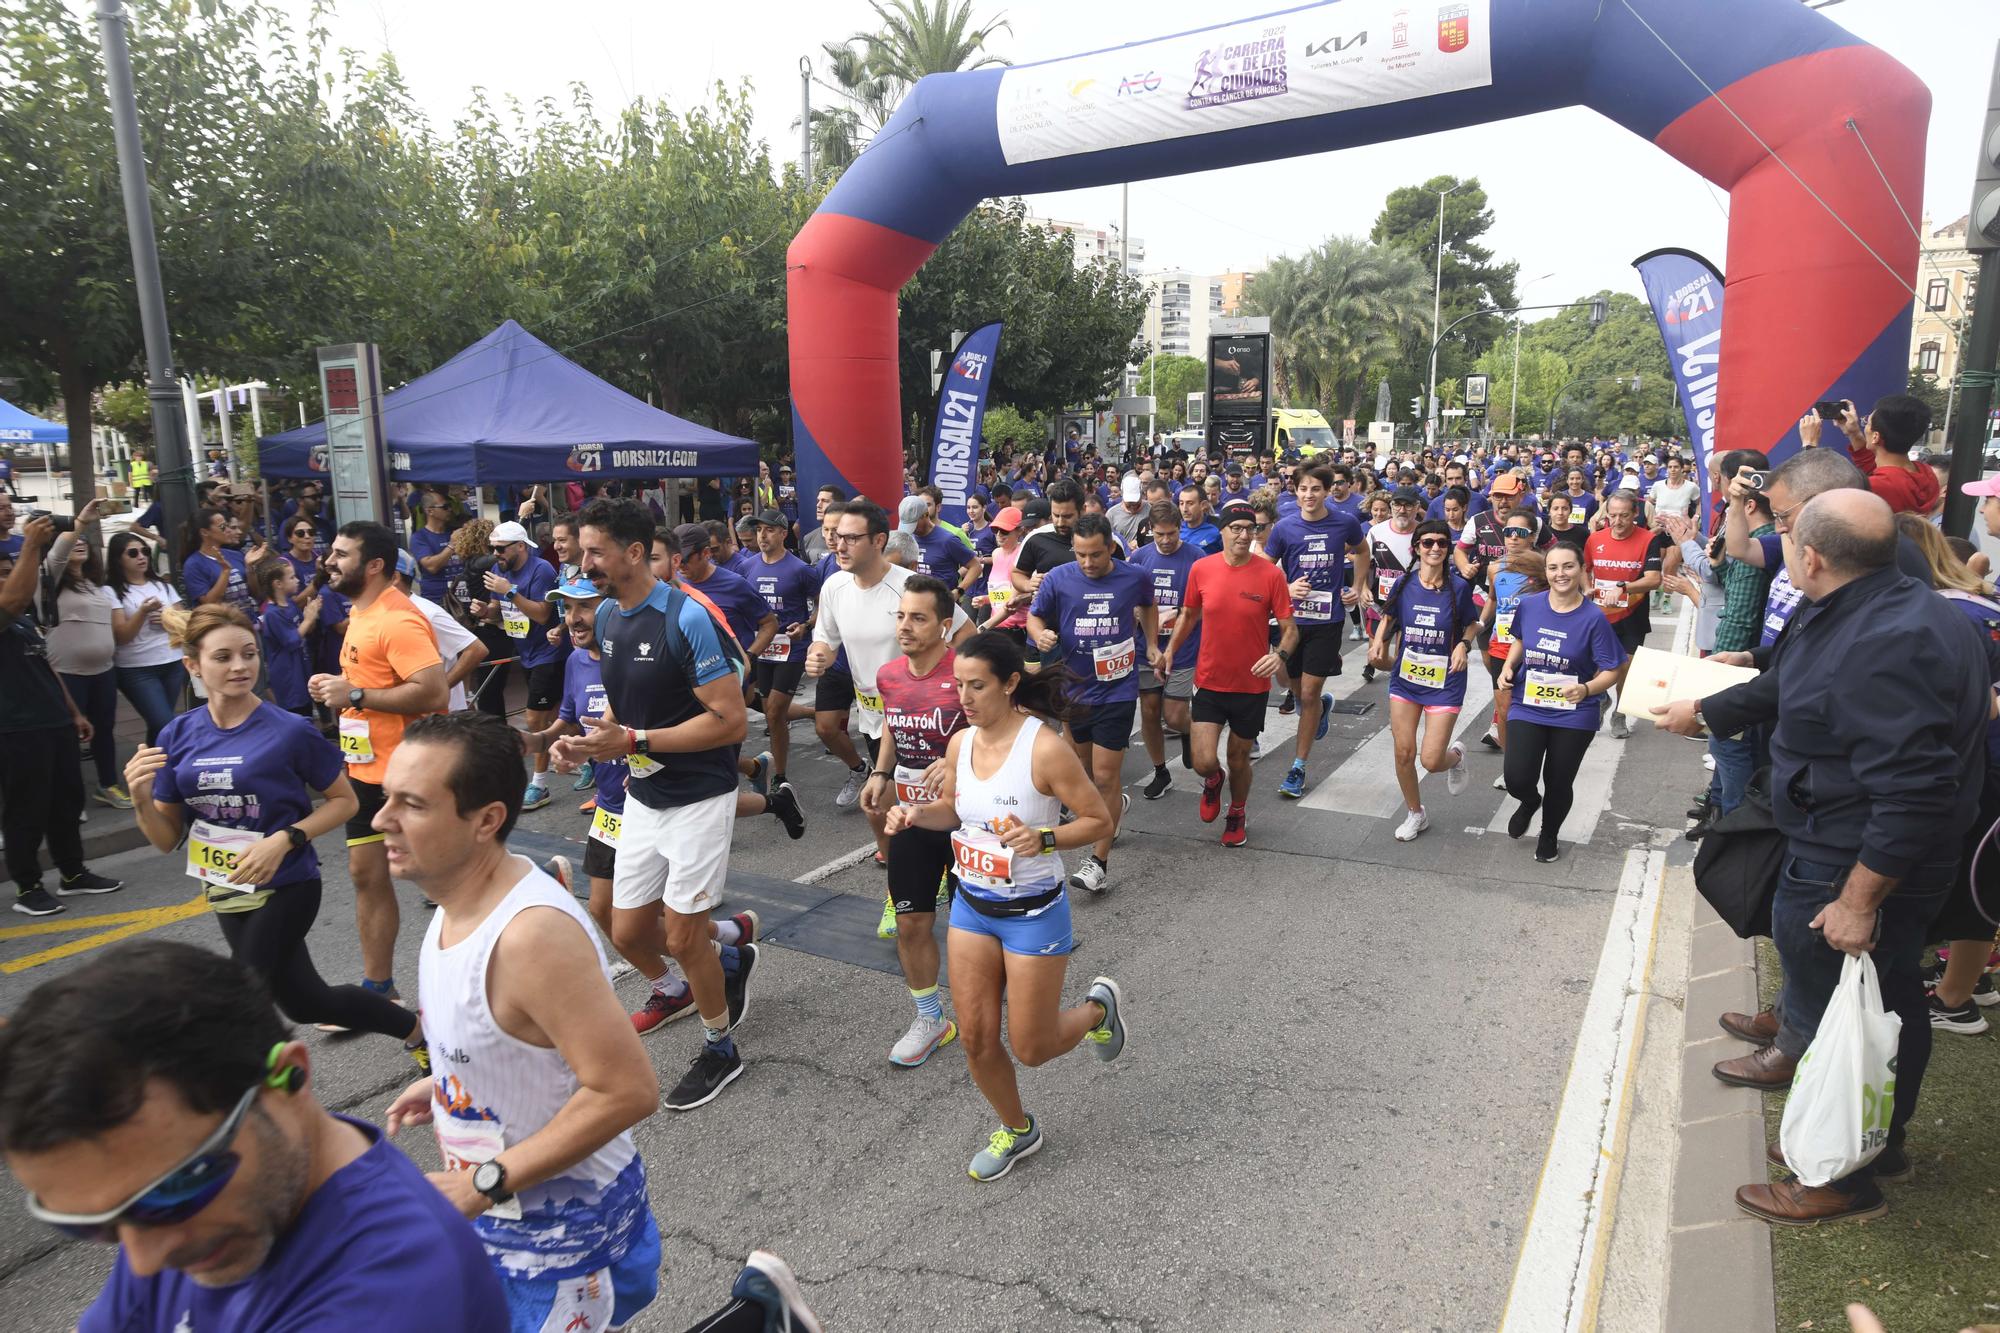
[1409,396,1423,418]
[1972,47,2000,252]
[1588,296,1608,326]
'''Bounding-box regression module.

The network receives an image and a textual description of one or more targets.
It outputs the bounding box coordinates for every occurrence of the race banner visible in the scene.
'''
[1632,248,1725,526]
[927,322,1003,529]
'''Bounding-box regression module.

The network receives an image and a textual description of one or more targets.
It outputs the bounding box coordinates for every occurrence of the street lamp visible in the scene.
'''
[1509,271,1557,436]
[1427,296,1608,441]
[1425,181,1465,449]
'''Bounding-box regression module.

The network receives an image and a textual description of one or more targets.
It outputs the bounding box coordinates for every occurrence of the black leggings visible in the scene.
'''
[0,724,87,889]
[216,879,415,1039]
[1502,720,1595,839]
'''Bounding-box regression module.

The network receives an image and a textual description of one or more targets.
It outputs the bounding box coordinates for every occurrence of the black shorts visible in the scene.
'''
[1192,688,1266,740]
[1483,651,1506,685]
[583,830,618,882]
[1611,616,1648,658]
[1285,622,1345,681]
[815,668,855,714]
[886,823,955,915]
[345,778,386,845]
[1069,697,1136,751]
[523,659,564,711]
[755,656,806,697]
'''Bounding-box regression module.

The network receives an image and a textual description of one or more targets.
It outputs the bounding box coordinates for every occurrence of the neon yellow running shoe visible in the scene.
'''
[877,894,898,939]
[968,1116,1042,1181]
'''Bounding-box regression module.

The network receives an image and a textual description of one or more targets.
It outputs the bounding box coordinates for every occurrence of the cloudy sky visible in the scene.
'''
[274,0,1992,317]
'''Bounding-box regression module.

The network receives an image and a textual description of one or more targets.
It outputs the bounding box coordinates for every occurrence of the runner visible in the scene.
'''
[880,631,1128,1180]
[1263,464,1370,800]
[1582,491,1666,738]
[378,713,663,1333]
[1157,501,1295,848]
[469,520,562,807]
[798,504,873,809]
[306,522,447,1011]
[1477,522,1546,754]
[896,495,980,592]
[977,505,1029,641]
[391,552,488,713]
[566,499,758,1111]
[1495,543,1626,862]
[859,576,970,1066]
[1363,486,1422,685]
[1369,519,1478,842]
[124,603,426,1061]
[1131,500,1202,797]
[743,507,820,787]
[1026,513,1155,894]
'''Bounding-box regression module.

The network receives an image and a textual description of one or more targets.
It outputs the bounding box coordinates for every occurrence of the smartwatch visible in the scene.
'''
[471,1160,513,1205]
[347,687,365,710]
[630,727,650,756]
[284,826,309,851]
[1039,827,1058,855]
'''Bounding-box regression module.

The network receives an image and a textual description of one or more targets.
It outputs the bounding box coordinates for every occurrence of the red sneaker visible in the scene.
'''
[631,987,695,1035]
[1221,806,1247,848]
[1198,771,1224,823]
[730,910,761,947]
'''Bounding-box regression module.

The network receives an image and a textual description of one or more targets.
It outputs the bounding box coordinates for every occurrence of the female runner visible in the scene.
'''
[1370,519,1478,842]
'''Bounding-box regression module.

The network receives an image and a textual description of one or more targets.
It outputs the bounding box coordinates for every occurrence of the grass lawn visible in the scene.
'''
[1757,940,2000,1333]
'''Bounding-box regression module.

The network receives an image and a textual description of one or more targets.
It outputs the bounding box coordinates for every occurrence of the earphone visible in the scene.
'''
[263,1042,305,1094]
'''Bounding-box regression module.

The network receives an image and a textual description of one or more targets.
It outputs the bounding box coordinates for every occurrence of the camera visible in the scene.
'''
[1743,470,1775,492]
[1814,400,1845,421]
[466,553,499,585]
[24,510,75,536]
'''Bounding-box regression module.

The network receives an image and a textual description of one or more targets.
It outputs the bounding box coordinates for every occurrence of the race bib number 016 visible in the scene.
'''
[950,830,1014,890]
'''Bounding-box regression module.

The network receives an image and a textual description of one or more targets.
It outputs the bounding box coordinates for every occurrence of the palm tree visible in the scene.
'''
[1243,254,1311,404]
[1291,237,1430,421]
[805,1,1010,177]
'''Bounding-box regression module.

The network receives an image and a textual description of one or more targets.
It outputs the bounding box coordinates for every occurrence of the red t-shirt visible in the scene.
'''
[1583,527,1664,624]
[1854,449,1941,515]
[1185,554,1293,694]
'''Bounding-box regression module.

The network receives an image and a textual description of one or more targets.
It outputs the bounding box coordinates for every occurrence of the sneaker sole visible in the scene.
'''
[1929,1015,1990,1035]
[969,1134,1043,1182]
[1142,784,1172,800]
[734,910,762,947]
[10,902,64,917]
[890,1021,958,1068]
[665,1060,744,1111]
[521,796,551,811]
[741,1253,825,1333]
[54,883,123,896]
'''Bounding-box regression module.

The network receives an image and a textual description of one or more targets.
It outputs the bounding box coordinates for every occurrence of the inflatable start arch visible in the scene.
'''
[788,0,1928,510]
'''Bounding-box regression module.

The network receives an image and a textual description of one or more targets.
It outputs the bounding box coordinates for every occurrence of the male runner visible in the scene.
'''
[1158,501,1296,848]
[744,507,821,785]
[675,523,778,662]
[800,504,872,806]
[1582,491,1666,738]
[380,714,662,1333]
[1178,485,1222,555]
[896,495,979,592]
[565,499,759,1111]
[1263,464,1369,799]
[1010,479,1084,601]
[1132,501,1203,797]
[469,520,561,808]
[307,521,446,1011]
[1026,513,1156,894]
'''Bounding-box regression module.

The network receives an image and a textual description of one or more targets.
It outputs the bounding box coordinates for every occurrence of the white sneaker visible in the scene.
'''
[1493,773,1508,790]
[835,768,867,808]
[889,1013,957,1067]
[1394,808,1430,842]
[1610,713,1631,740]
[1068,857,1108,895]
[1702,752,1716,771]
[1445,741,1469,796]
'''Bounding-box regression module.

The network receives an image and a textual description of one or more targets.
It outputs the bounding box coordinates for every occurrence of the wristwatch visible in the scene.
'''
[471,1160,513,1206]
[284,826,309,851]
[347,687,365,709]
[1039,827,1058,854]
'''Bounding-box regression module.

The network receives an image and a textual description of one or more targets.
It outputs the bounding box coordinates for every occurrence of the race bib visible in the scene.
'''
[433,1114,522,1221]
[950,830,1015,890]
[760,632,792,662]
[1526,669,1580,711]
[989,585,1013,608]
[1398,651,1448,689]
[627,753,661,779]
[1593,579,1626,610]
[185,820,262,889]
[337,713,374,766]
[1296,589,1334,622]
[894,763,938,806]
[1376,570,1399,601]
[501,604,531,639]
[1492,611,1516,645]
[588,804,622,847]
[855,687,884,716]
[1157,605,1180,632]
[1091,637,1136,682]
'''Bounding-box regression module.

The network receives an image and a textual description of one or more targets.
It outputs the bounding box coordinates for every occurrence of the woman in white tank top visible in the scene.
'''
[884,631,1134,1182]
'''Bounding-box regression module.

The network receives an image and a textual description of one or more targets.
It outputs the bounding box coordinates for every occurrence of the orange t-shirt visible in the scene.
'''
[338,585,443,784]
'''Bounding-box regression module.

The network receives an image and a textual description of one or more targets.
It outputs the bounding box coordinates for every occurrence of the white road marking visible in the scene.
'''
[1498,846,1668,1333]
[1298,667,1494,819]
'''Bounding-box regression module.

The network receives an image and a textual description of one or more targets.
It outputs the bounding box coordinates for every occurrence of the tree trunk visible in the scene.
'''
[57,350,98,509]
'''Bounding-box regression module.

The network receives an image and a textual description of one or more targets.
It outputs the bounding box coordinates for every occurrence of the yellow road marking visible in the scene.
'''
[0,896,211,973]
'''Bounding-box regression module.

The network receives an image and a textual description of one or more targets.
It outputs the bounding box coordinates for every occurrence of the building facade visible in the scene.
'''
[1027,215,1145,274]
[1139,270,1223,360]
[1911,214,1978,389]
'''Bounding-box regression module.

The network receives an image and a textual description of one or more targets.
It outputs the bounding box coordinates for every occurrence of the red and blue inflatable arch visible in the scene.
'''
[789,0,1927,510]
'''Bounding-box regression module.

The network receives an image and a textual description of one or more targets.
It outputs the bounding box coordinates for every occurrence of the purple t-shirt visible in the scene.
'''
[1506,591,1626,731]
[909,526,973,583]
[744,551,821,663]
[1130,539,1203,671]
[558,649,625,814]
[258,602,311,711]
[1262,509,1366,623]
[151,702,342,889]
[1029,559,1153,706]
[183,549,255,618]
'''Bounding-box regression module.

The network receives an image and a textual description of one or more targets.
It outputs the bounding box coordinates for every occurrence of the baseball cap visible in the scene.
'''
[394,549,417,579]
[896,495,929,533]
[1390,485,1424,506]
[1218,500,1258,528]
[547,578,604,601]
[990,505,1024,532]
[1962,476,2000,498]
[754,507,788,528]
[673,522,711,555]
[489,520,531,545]
[1019,497,1052,526]
[1225,460,1243,474]
[1489,473,1524,497]
[1120,475,1144,503]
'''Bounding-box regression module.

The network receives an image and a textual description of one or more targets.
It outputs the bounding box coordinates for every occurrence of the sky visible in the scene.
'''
[254,0,1995,321]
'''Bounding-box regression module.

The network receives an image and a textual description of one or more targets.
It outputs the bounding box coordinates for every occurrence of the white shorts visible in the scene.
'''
[611,789,735,915]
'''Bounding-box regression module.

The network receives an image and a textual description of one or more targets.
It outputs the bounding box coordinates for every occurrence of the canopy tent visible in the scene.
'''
[0,398,67,444]
[258,320,758,484]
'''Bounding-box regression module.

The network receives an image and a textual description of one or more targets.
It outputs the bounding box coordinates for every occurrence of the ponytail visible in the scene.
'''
[956,630,1072,725]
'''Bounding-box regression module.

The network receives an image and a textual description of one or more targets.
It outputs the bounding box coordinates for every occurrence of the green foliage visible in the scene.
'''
[978,404,1042,454]
[1371,175,1519,385]
[1521,292,1682,438]
[1905,370,1949,427]
[1472,339,1571,437]
[810,0,1009,181]
[1133,354,1205,429]
[1246,237,1429,425]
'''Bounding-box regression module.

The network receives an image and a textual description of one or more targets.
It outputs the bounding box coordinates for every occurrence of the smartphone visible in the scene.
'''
[1814,400,1845,420]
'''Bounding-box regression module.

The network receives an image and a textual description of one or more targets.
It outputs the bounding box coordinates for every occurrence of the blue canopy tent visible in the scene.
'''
[257,320,758,484]
[0,398,67,444]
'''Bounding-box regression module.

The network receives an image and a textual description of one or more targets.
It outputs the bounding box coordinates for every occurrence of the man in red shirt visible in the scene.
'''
[1582,491,1665,738]
[1801,395,1940,516]
[1156,501,1295,848]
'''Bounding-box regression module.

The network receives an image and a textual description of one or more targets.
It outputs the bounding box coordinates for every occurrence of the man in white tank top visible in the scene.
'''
[379,714,663,1333]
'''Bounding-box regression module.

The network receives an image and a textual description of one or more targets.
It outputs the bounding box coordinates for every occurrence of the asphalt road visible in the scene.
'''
[0,625,1704,1332]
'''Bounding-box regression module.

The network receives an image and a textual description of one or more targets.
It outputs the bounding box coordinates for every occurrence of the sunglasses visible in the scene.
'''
[1416,537,1452,550]
[27,1082,258,1242]
[1504,528,1534,539]
[488,543,517,553]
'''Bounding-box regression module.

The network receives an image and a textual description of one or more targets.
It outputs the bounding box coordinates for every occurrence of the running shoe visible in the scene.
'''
[1278,761,1306,800]
[1084,976,1128,1061]
[724,943,759,1030]
[1480,729,1501,751]
[732,1251,825,1333]
[571,761,595,792]
[632,987,696,1034]
[1445,740,1469,796]
[1198,770,1224,823]
[1927,989,1990,1035]
[1143,766,1173,800]
[1221,806,1247,848]
[748,750,773,800]
[1535,830,1562,863]
[521,782,551,811]
[1118,791,1131,825]
[1362,665,1377,684]
[1393,808,1429,842]
[1068,858,1108,896]
[665,1043,743,1111]
[1249,737,1263,760]
[1278,691,1296,716]
[877,895,899,939]
[768,782,807,840]
[730,910,761,946]
[937,874,951,911]
[1701,751,1716,771]
[890,1015,958,1067]
[835,767,867,809]
[1977,972,2000,1008]
[11,888,63,917]
[1493,773,1508,791]
[1610,713,1631,740]
[93,784,133,810]
[578,796,597,815]
[1315,700,1331,741]
[56,870,122,896]
[544,854,577,900]
[968,1116,1043,1182]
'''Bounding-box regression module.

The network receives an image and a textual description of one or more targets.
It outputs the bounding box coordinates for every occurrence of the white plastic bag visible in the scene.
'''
[1779,952,1902,1186]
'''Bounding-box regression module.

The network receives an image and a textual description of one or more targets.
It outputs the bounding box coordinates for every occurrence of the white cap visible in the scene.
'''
[896,495,928,533]
[1618,473,1643,491]
[1644,454,1660,464]
[490,520,531,544]
[1120,475,1144,503]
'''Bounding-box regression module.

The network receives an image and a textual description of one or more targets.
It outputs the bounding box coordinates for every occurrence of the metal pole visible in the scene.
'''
[96,0,194,564]
[799,57,812,179]
[1942,247,2000,536]
[1509,317,1522,436]
[215,389,236,483]
[1426,184,1459,450]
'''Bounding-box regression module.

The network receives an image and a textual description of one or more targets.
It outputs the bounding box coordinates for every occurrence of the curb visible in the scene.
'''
[0,821,153,889]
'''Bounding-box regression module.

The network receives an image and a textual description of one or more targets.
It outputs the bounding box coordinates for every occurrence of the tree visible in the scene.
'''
[1370,176,1519,388]
[809,0,1009,181]
[1245,238,1428,422]
[1520,292,1680,438]
[1906,369,1950,430]
[1471,340,1570,438]
[1133,353,1205,429]
[1243,255,1309,404]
